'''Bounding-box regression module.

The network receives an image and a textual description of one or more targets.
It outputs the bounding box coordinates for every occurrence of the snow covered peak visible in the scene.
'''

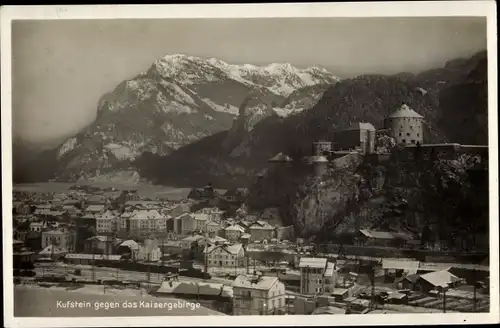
[150,53,340,97]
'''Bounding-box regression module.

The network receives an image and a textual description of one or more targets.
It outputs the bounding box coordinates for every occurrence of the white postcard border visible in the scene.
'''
[1,1,498,327]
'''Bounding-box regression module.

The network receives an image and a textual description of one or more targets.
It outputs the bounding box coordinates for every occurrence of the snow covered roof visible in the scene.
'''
[155,281,223,296]
[388,104,424,119]
[204,243,243,255]
[324,262,337,277]
[86,204,105,212]
[119,240,139,249]
[225,225,246,233]
[419,270,461,288]
[130,209,163,220]
[299,257,327,269]
[268,152,293,162]
[39,245,68,255]
[232,275,279,291]
[382,259,420,274]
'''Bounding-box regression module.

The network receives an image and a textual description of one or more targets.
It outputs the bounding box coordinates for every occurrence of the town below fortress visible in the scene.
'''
[12,104,489,316]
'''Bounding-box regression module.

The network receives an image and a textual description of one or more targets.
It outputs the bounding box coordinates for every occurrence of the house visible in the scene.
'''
[399,274,421,291]
[62,205,81,216]
[95,211,119,234]
[382,259,420,280]
[197,207,225,221]
[124,200,162,211]
[153,280,232,309]
[163,203,191,218]
[204,243,245,268]
[179,213,197,235]
[126,210,169,238]
[225,225,246,241]
[84,235,119,255]
[13,201,32,215]
[116,240,139,256]
[249,221,275,241]
[415,270,464,294]
[78,214,97,229]
[41,228,76,253]
[133,239,162,262]
[205,221,222,235]
[299,257,338,295]
[38,244,68,260]
[357,229,412,247]
[29,221,47,233]
[180,235,205,251]
[232,274,286,315]
[198,235,228,248]
[194,213,210,232]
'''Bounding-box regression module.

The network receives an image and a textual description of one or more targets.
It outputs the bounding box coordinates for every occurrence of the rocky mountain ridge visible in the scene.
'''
[14,55,339,183]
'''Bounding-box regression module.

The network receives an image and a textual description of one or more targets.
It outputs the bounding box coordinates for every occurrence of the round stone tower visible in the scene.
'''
[312,140,332,156]
[311,156,329,176]
[384,103,424,146]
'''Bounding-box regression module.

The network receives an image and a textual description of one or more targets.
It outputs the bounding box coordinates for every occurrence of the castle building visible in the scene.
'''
[332,122,376,154]
[312,141,332,156]
[384,104,424,146]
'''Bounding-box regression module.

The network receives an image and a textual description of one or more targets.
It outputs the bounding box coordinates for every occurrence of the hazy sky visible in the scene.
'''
[11,17,486,145]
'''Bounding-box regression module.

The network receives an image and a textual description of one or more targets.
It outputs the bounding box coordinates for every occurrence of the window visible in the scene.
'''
[325,279,330,285]
[317,279,322,284]
[417,133,420,137]
[410,126,413,130]
[411,140,415,144]
[402,139,406,143]
[406,133,410,136]
[399,132,402,136]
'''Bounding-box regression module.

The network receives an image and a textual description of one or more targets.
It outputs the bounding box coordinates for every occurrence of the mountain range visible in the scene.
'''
[13,54,340,183]
[135,50,488,188]
[13,51,488,188]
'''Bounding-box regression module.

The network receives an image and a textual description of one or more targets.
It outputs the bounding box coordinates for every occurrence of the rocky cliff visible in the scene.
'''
[247,143,488,248]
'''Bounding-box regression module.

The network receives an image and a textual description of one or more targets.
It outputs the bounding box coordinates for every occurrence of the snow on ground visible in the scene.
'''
[14,285,224,317]
[104,143,138,161]
[202,98,239,115]
[57,137,77,159]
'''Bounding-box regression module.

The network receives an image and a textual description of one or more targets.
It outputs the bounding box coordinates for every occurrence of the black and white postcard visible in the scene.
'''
[1,2,498,327]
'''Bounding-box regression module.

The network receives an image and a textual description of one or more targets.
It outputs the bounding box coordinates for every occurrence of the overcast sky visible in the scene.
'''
[11,17,486,145]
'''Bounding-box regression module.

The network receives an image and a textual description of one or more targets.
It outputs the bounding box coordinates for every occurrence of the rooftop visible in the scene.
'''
[387,104,424,119]
[268,152,293,163]
[420,270,461,288]
[299,257,328,269]
[232,274,279,291]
